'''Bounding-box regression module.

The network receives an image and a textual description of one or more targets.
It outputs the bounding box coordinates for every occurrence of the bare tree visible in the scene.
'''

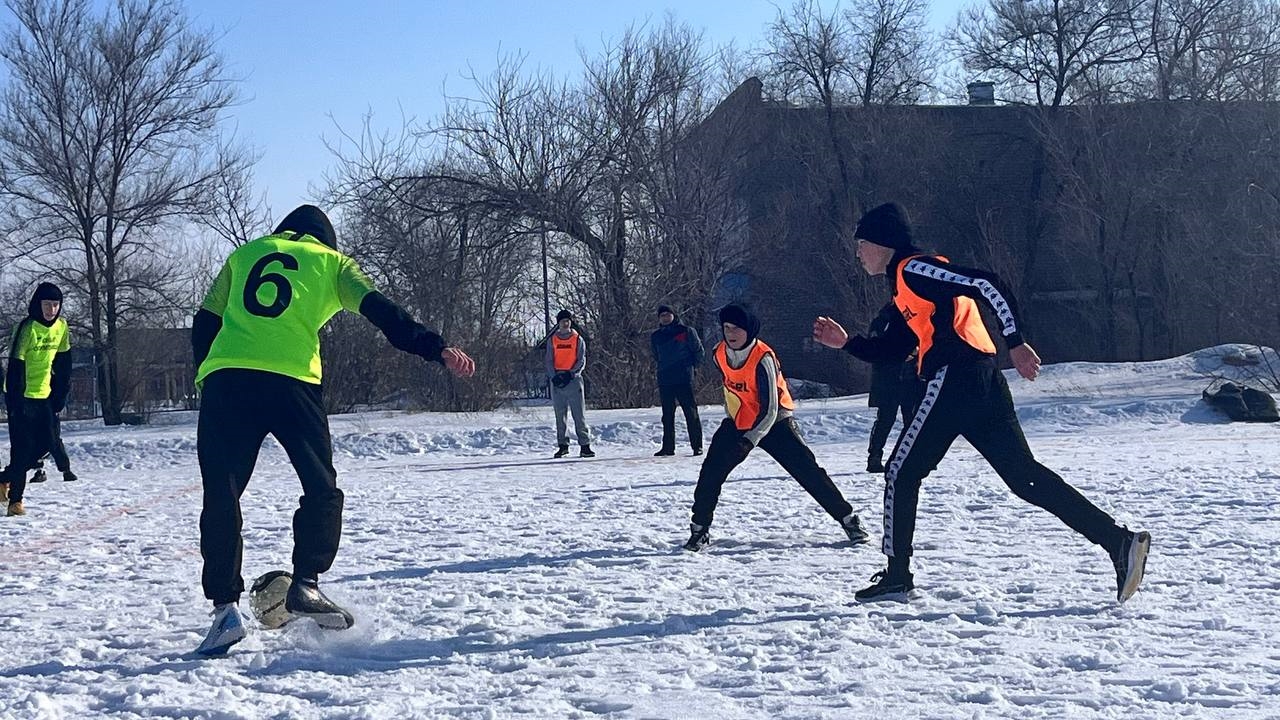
[951,0,1148,106]
[763,0,857,106]
[761,0,858,222]
[847,0,939,105]
[329,20,719,408]
[0,0,254,424]
[200,145,272,248]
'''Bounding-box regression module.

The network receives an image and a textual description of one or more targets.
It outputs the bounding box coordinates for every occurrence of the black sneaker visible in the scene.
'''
[683,523,709,552]
[62,470,77,482]
[1111,530,1151,603]
[579,446,596,458]
[692,448,703,456]
[285,577,355,629]
[30,469,47,484]
[553,445,570,459]
[841,513,870,545]
[866,458,885,473]
[854,569,915,602]
[654,449,676,457]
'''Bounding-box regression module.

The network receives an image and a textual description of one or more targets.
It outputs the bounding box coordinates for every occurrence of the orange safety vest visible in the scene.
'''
[895,254,996,374]
[551,330,581,371]
[715,339,796,431]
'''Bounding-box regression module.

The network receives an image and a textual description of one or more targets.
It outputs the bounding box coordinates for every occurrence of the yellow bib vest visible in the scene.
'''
[196,233,376,386]
[9,318,70,399]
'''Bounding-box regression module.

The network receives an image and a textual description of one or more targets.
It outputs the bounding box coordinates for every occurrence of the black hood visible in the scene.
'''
[274,204,337,250]
[28,282,63,325]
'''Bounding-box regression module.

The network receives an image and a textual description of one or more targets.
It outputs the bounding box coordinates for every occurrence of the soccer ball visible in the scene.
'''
[249,570,294,630]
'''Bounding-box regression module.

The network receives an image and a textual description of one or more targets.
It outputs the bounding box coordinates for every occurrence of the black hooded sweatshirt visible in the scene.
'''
[190,205,448,374]
[5,282,71,411]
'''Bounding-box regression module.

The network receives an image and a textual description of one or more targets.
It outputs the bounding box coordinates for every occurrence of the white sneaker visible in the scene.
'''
[195,603,247,656]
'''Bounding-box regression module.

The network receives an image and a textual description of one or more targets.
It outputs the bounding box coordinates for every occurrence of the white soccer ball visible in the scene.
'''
[249,570,293,630]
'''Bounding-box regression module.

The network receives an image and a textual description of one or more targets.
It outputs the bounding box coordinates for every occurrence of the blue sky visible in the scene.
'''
[190,0,966,222]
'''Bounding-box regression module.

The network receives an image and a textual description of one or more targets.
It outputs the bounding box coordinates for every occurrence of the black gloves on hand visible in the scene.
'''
[726,430,754,462]
[551,371,574,388]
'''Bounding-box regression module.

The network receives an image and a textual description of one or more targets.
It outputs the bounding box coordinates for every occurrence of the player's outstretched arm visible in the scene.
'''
[359,291,475,377]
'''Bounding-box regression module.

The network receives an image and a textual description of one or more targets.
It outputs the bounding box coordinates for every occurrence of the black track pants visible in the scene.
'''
[198,369,343,604]
[691,417,853,527]
[881,358,1126,559]
[659,383,703,452]
[2,400,55,503]
[33,415,70,474]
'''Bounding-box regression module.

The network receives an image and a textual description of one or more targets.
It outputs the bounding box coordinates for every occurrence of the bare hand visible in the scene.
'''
[812,316,849,349]
[441,347,476,377]
[1010,343,1041,381]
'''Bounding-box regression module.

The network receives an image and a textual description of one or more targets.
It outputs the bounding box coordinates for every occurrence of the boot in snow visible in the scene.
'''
[683,523,709,552]
[855,568,915,602]
[195,603,246,656]
[285,576,355,629]
[841,513,870,545]
[1111,530,1151,603]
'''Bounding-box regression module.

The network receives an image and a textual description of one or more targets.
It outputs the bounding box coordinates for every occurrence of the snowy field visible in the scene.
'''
[1,346,1278,719]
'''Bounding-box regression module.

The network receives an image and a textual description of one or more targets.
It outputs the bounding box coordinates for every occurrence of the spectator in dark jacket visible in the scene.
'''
[650,305,704,456]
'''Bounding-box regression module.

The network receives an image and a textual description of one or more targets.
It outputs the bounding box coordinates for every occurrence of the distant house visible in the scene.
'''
[57,328,194,419]
[685,79,1280,391]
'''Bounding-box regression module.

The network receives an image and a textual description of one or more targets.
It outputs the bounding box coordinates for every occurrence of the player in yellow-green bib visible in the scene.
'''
[1,282,72,517]
[192,205,476,656]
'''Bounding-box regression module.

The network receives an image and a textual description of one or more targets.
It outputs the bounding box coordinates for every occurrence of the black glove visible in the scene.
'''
[3,393,20,416]
[734,434,754,458]
[52,398,66,415]
[551,371,574,388]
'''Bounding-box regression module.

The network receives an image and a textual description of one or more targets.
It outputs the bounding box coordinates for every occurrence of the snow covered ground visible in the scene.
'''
[1,346,1278,719]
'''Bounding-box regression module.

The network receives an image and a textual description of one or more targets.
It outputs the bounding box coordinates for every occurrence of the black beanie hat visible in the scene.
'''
[656,305,673,316]
[556,309,573,322]
[718,302,760,342]
[854,202,914,250]
[274,204,338,250]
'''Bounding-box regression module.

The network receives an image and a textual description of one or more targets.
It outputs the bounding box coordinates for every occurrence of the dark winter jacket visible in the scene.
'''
[650,319,704,387]
[867,302,915,408]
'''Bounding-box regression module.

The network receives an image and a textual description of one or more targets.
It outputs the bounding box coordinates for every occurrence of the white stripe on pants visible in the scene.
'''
[882,365,947,556]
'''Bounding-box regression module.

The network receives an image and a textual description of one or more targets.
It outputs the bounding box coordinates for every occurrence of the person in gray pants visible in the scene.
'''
[546,309,594,458]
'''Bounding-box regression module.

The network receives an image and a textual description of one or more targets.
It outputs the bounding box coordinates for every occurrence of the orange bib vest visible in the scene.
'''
[552,330,581,371]
[895,254,996,374]
[715,339,796,431]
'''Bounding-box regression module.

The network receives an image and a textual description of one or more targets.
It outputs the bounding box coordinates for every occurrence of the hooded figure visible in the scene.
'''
[546,308,593,457]
[812,200,1150,605]
[274,204,338,250]
[681,300,870,552]
[650,304,705,455]
[651,305,704,388]
[190,204,475,656]
[1,282,72,515]
[717,303,761,343]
